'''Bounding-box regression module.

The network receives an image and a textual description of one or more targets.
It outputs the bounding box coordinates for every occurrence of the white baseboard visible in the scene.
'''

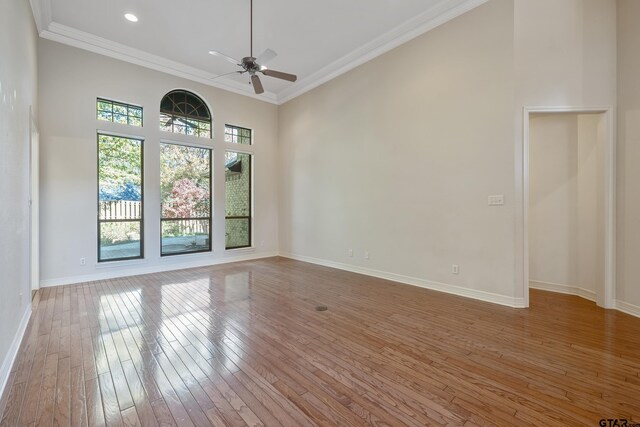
[0,305,32,400]
[279,252,525,308]
[529,280,597,302]
[40,251,279,288]
[615,299,640,318]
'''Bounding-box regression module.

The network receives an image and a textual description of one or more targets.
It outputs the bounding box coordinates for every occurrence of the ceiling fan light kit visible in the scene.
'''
[208,0,297,95]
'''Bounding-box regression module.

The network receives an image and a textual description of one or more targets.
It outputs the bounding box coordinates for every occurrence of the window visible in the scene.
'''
[225,150,252,249]
[160,90,211,138]
[98,134,143,262]
[97,98,143,127]
[225,124,252,145]
[160,143,212,256]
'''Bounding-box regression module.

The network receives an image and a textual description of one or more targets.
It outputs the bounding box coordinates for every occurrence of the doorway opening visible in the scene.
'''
[522,107,615,309]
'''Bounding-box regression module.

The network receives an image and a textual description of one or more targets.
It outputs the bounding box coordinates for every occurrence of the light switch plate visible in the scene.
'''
[488,195,504,206]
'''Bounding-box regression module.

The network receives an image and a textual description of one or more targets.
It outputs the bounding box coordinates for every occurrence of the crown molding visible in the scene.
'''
[39,22,279,104]
[28,0,52,33]
[276,0,489,104]
[30,0,486,105]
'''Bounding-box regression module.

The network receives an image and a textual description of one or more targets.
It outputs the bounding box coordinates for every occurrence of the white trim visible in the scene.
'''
[97,129,145,141]
[28,0,52,33]
[39,23,279,104]
[0,307,32,400]
[529,280,596,302]
[159,138,214,151]
[615,300,640,319]
[32,0,487,105]
[40,251,278,288]
[279,252,525,308]
[225,246,256,254]
[520,106,616,309]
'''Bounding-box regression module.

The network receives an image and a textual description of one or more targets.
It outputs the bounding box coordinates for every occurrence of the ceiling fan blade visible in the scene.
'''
[210,70,245,81]
[208,50,242,66]
[262,69,297,82]
[255,49,277,67]
[251,75,264,94]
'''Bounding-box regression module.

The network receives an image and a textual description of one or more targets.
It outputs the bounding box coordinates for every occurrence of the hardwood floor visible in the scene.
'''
[1,257,639,426]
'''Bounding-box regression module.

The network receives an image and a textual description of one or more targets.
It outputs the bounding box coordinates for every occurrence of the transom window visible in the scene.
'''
[160,90,212,138]
[97,98,143,127]
[225,124,252,145]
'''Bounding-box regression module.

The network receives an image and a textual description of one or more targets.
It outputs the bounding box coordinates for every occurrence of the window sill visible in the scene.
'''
[225,246,256,253]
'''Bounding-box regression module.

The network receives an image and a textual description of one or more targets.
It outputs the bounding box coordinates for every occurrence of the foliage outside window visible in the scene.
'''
[225,125,252,145]
[160,90,211,138]
[98,134,143,262]
[97,98,142,127]
[225,150,252,249]
[160,143,212,256]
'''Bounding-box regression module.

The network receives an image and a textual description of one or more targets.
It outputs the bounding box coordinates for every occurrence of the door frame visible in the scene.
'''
[520,106,615,308]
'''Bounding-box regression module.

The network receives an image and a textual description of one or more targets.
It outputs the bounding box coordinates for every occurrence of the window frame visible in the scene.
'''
[224,125,253,250]
[224,124,253,145]
[159,141,213,257]
[96,98,143,127]
[97,132,145,263]
[160,90,212,139]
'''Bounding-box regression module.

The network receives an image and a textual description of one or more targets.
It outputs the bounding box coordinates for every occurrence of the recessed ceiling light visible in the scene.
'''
[124,13,138,22]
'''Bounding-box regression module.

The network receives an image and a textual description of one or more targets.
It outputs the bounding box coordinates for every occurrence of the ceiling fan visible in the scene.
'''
[208,0,297,94]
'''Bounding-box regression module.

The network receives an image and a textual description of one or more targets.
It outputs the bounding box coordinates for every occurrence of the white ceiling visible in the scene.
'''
[30,0,487,104]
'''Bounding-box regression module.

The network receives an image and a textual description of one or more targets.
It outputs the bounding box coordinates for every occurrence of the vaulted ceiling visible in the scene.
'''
[30,0,487,104]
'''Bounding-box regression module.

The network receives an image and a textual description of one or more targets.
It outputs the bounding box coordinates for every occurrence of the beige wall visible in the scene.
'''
[278,0,619,306]
[279,0,519,303]
[514,0,617,302]
[529,113,605,298]
[38,40,279,285]
[617,0,640,308]
[0,0,38,391]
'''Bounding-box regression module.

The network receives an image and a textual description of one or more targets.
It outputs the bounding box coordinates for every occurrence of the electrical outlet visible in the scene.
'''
[364,251,370,260]
[348,249,353,257]
[80,257,86,265]
[452,264,460,275]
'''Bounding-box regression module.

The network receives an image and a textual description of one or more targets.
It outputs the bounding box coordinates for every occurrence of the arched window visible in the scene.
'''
[160,90,212,138]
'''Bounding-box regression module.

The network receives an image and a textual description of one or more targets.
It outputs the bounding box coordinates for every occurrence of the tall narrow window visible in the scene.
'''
[225,150,252,249]
[160,90,211,138]
[98,134,143,262]
[161,143,212,256]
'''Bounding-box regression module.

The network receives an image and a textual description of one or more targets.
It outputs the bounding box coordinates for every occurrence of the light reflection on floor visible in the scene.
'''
[94,271,255,399]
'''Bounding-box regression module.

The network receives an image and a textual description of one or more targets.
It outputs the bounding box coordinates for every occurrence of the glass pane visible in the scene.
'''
[98,135,142,221]
[160,114,172,131]
[129,116,142,127]
[97,110,113,122]
[225,151,251,249]
[161,143,211,219]
[225,217,250,248]
[97,100,112,112]
[113,113,127,124]
[161,219,210,255]
[129,107,142,118]
[113,104,127,115]
[99,221,141,260]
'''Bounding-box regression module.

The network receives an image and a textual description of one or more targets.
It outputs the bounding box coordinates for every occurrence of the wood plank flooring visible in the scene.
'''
[1,256,639,426]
